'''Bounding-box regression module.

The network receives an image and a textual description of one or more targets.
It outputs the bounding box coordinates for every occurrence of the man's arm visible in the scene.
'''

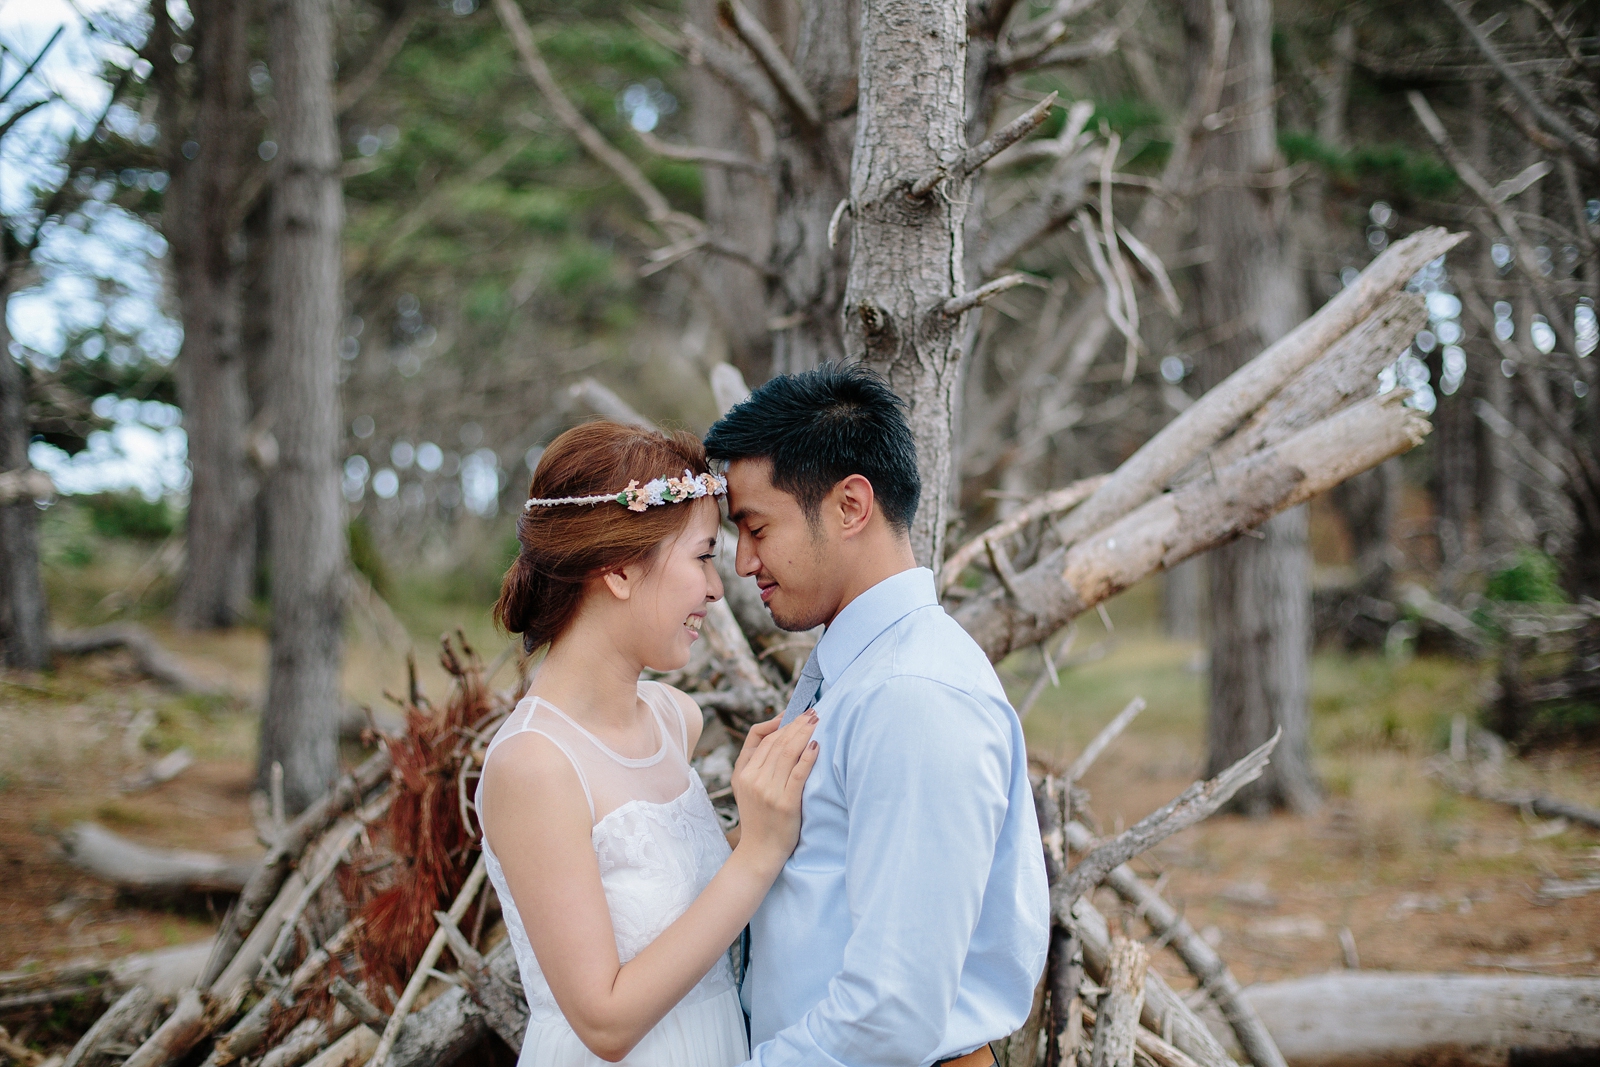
[747,677,1012,1067]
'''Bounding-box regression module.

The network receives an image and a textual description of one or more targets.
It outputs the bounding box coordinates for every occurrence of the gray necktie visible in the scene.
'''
[780,651,823,725]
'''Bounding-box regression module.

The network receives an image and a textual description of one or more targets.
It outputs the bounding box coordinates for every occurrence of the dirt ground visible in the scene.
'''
[1,582,1596,1006]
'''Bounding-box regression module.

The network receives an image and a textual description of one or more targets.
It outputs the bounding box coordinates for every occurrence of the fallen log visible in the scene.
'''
[1432,763,1600,832]
[51,625,215,694]
[1240,973,1600,1067]
[60,823,255,895]
[941,475,1108,593]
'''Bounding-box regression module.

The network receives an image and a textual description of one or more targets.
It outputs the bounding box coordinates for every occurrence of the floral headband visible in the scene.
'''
[524,469,728,513]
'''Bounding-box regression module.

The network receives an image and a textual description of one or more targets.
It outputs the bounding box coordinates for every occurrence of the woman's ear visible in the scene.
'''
[602,567,634,601]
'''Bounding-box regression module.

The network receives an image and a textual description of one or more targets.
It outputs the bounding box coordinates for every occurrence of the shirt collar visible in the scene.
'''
[814,567,938,688]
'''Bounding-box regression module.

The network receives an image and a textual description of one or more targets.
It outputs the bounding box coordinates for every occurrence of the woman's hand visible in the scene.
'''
[730,711,819,875]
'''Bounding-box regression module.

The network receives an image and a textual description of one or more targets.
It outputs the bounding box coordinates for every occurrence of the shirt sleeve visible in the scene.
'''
[744,676,1012,1067]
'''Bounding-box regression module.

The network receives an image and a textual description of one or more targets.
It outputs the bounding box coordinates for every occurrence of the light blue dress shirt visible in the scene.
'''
[741,567,1050,1067]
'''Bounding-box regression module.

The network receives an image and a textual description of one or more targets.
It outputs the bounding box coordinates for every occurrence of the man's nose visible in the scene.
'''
[735,533,759,578]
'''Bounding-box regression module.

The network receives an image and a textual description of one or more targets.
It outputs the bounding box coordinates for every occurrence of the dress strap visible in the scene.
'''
[644,680,690,758]
[481,718,597,824]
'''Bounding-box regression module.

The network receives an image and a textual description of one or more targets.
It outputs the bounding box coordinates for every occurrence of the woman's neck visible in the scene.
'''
[533,616,648,734]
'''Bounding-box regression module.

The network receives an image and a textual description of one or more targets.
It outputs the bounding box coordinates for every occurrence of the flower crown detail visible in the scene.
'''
[524,469,727,513]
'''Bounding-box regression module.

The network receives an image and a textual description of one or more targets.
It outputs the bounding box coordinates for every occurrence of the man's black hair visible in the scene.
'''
[704,362,921,532]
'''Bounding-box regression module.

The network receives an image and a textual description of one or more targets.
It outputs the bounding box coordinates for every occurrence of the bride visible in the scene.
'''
[478,420,818,1066]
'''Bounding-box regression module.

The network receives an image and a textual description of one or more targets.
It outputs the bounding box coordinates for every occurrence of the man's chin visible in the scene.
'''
[768,601,824,633]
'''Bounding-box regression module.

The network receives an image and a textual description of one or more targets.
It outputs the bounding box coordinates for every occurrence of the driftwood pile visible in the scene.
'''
[15,632,1301,1067]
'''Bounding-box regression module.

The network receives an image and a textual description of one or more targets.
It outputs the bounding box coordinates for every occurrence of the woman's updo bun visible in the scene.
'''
[493,420,714,653]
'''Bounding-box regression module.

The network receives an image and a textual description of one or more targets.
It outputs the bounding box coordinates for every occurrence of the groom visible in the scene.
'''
[705,363,1049,1067]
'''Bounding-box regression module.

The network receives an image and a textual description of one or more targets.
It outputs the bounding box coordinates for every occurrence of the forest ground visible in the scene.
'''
[1,506,1597,1004]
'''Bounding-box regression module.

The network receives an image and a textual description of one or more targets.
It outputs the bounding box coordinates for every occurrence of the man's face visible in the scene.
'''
[724,458,837,632]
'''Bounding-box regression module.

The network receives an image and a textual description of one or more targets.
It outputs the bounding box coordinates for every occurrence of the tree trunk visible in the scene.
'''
[685,0,776,383]
[1187,0,1318,813]
[259,0,347,811]
[0,273,51,670]
[164,0,258,630]
[768,0,855,376]
[843,0,968,570]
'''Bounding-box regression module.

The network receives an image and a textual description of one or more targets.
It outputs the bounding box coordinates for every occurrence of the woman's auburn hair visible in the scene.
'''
[494,420,713,653]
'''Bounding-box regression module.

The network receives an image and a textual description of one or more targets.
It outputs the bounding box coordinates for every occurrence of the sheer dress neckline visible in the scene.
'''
[526,694,670,769]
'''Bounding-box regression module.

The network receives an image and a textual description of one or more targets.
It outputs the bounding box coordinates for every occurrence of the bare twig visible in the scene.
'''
[366,854,488,1067]
[680,22,782,119]
[1066,697,1146,784]
[1054,729,1279,907]
[912,92,1058,196]
[493,0,700,236]
[944,272,1037,317]
[634,127,767,173]
[1438,0,1598,171]
[1065,823,1288,1067]
[717,0,820,130]
[941,475,1107,591]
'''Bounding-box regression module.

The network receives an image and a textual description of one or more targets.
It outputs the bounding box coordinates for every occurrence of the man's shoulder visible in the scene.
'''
[852,603,1004,702]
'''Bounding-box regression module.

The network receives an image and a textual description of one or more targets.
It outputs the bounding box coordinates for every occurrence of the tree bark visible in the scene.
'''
[0,271,51,671]
[684,0,777,382]
[259,0,348,811]
[163,0,258,630]
[843,0,968,569]
[766,0,855,375]
[1186,0,1318,814]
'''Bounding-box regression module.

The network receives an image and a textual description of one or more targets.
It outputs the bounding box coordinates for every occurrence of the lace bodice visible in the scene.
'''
[477,681,736,1025]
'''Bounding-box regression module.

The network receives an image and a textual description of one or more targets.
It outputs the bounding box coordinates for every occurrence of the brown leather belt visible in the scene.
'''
[935,1044,996,1067]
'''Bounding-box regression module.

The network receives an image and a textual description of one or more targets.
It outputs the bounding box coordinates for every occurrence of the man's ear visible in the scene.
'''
[834,474,876,540]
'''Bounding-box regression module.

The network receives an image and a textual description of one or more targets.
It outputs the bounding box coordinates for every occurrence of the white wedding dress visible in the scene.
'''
[478,680,748,1067]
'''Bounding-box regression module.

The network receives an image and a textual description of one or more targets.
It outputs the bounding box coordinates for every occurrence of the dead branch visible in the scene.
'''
[1438,0,1598,171]
[60,823,255,895]
[1055,730,1278,908]
[433,913,528,1047]
[680,22,782,119]
[121,989,212,1067]
[633,127,767,173]
[717,0,821,130]
[1064,823,1286,1067]
[1079,1003,1199,1067]
[120,747,195,793]
[912,92,1058,197]
[1071,900,1239,1067]
[1430,762,1600,831]
[199,748,393,989]
[941,475,1106,593]
[1088,938,1148,1067]
[956,389,1432,661]
[943,272,1037,317]
[565,377,651,426]
[366,854,488,1067]
[1053,228,1463,552]
[51,625,214,694]
[1198,292,1429,473]
[329,978,390,1031]
[1066,697,1145,784]
[62,985,154,1067]
[492,0,700,236]
[204,921,364,1067]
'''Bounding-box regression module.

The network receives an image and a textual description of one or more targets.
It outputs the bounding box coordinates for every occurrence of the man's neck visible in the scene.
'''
[825,537,918,627]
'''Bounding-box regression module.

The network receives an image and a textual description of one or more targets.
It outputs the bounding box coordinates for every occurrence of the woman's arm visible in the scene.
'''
[482,713,816,1062]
